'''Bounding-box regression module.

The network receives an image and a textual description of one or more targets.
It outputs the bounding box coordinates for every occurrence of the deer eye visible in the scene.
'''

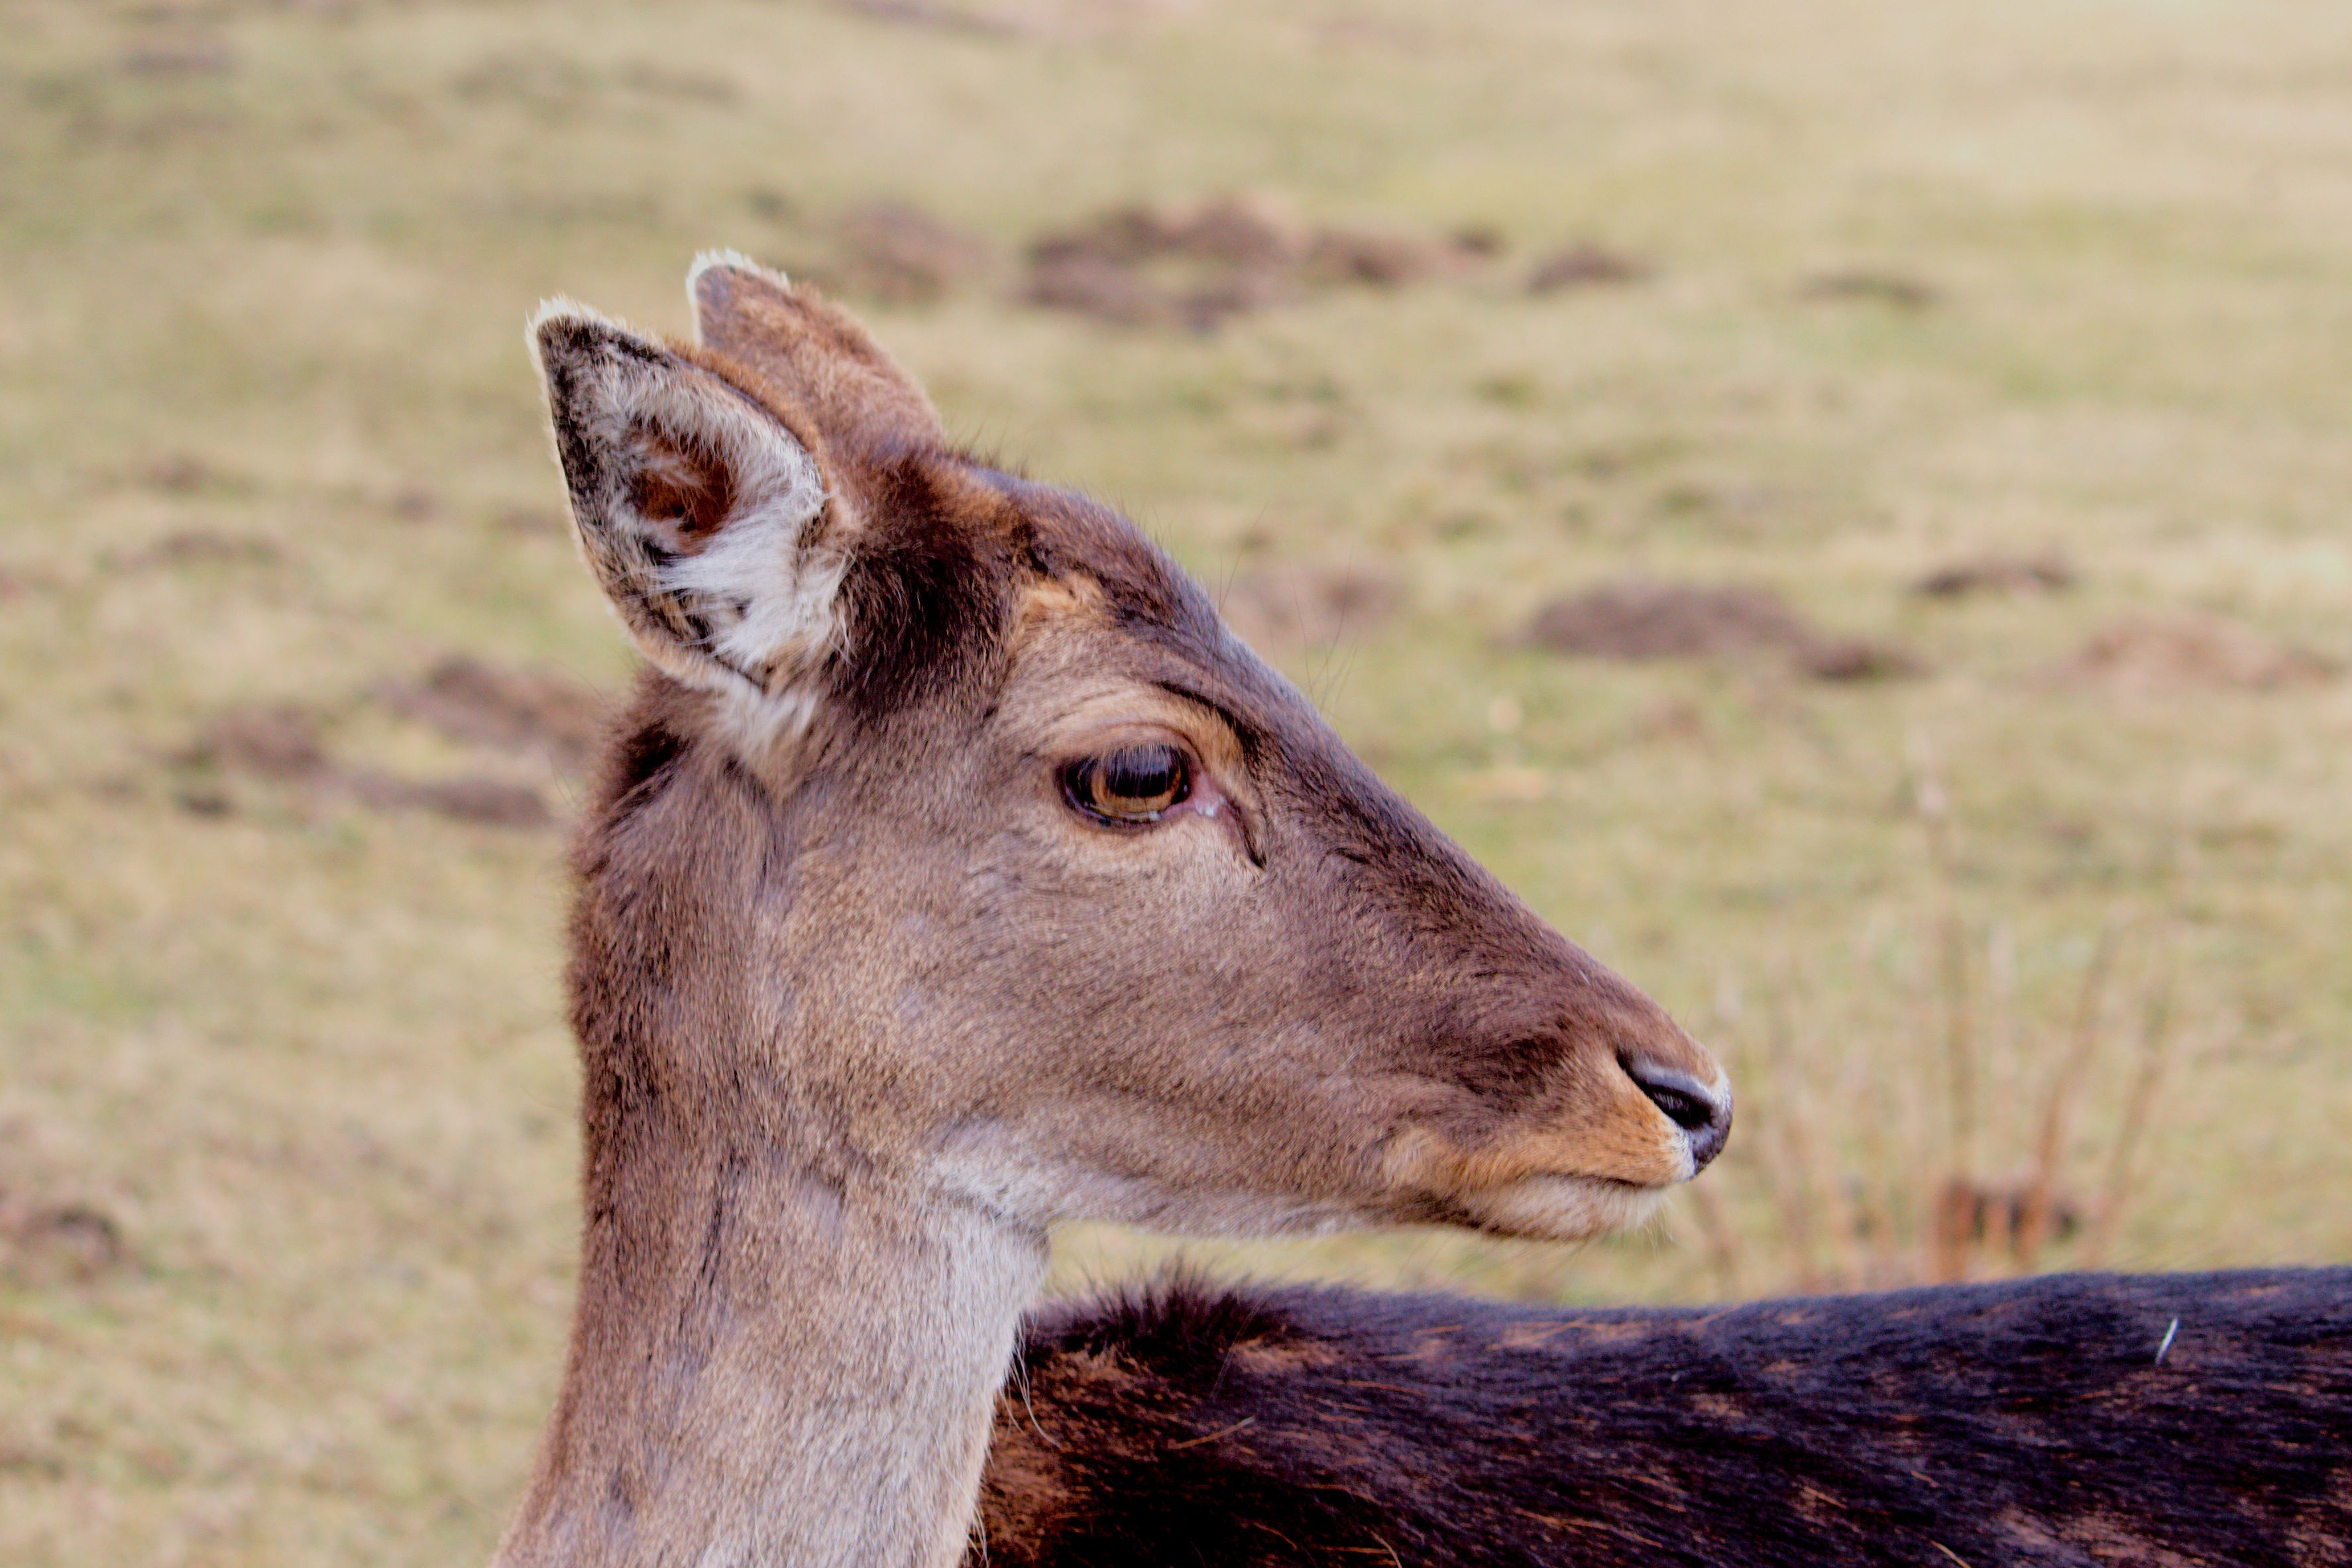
[1062,744,1191,825]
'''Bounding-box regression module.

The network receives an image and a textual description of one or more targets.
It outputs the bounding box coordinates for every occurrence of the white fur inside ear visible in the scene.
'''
[624,370,837,689]
[657,460,840,679]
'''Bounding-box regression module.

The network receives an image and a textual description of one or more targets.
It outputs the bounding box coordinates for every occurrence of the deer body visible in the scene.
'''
[500,258,1728,1568]
[981,1268,2352,1566]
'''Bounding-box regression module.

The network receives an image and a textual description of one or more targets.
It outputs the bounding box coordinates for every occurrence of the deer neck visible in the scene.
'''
[495,1107,1046,1568]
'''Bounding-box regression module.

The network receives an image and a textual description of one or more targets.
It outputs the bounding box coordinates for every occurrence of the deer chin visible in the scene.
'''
[1374,1121,1692,1243]
[1451,1172,1673,1243]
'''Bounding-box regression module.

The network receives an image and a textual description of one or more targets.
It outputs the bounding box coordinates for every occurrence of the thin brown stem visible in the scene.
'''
[2017,919,2123,1270]
[2086,930,2178,1268]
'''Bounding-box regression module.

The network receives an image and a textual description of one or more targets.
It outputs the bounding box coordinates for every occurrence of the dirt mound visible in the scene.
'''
[1043,195,1304,271]
[1526,581,1809,660]
[2043,612,2336,694]
[1799,270,1937,309]
[1024,195,1303,329]
[1221,566,1401,650]
[0,1192,127,1286]
[1797,637,1926,682]
[179,700,553,827]
[105,530,282,573]
[184,702,330,779]
[1522,579,1923,682]
[826,199,991,306]
[347,773,550,827]
[1527,243,1650,294]
[1023,195,1492,329]
[137,453,214,492]
[1301,226,1483,288]
[120,39,234,78]
[376,654,606,773]
[1913,553,2076,598]
[1025,249,1267,331]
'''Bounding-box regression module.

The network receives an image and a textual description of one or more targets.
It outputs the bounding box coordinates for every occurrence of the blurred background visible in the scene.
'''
[5,0,2350,1561]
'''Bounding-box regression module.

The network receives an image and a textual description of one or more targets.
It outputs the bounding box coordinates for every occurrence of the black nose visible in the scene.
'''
[1621,1057,1732,1171]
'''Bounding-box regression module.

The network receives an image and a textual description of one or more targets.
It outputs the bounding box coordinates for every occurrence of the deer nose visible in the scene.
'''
[1620,1056,1732,1172]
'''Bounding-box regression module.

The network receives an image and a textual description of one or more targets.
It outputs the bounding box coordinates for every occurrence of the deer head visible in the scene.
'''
[533,252,1728,1250]
[533,255,1724,1249]
[504,255,1728,1568]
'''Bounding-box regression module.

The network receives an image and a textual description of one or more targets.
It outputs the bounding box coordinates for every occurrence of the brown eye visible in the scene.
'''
[1062,744,1190,825]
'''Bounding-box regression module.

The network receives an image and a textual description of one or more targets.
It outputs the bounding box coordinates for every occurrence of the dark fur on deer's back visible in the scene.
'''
[978,1268,2352,1567]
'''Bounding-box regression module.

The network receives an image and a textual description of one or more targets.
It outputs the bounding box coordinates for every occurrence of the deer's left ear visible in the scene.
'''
[531,302,846,704]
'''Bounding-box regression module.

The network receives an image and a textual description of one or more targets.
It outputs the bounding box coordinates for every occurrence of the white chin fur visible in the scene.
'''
[1458,1175,1672,1242]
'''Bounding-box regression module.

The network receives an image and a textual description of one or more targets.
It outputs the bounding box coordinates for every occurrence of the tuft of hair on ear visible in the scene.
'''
[528,300,851,714]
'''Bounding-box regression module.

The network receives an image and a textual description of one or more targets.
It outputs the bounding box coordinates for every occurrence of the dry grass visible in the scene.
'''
[1685,755,2190,1298]
[6,0,2352,1561]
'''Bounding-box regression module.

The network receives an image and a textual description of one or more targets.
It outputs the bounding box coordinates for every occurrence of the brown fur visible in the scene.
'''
[978,1270,2352,1566]
[497,257,1729,1568]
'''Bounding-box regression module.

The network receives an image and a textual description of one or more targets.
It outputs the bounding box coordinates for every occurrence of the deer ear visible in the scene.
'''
[531,301,846,704]
[687,250,944,448]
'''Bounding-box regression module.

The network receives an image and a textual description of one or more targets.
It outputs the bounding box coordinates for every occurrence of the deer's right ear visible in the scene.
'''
[531,302,846,705]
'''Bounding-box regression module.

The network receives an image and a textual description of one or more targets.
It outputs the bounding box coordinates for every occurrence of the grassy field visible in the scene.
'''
[5,0,2351,1561]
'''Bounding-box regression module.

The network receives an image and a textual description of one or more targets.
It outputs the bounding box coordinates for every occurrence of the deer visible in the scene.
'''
[502,255,2350,1568]
[500,252,1731,1568]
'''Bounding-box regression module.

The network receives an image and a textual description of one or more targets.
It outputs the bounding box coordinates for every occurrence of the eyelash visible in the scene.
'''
[1060,742,1192,826]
